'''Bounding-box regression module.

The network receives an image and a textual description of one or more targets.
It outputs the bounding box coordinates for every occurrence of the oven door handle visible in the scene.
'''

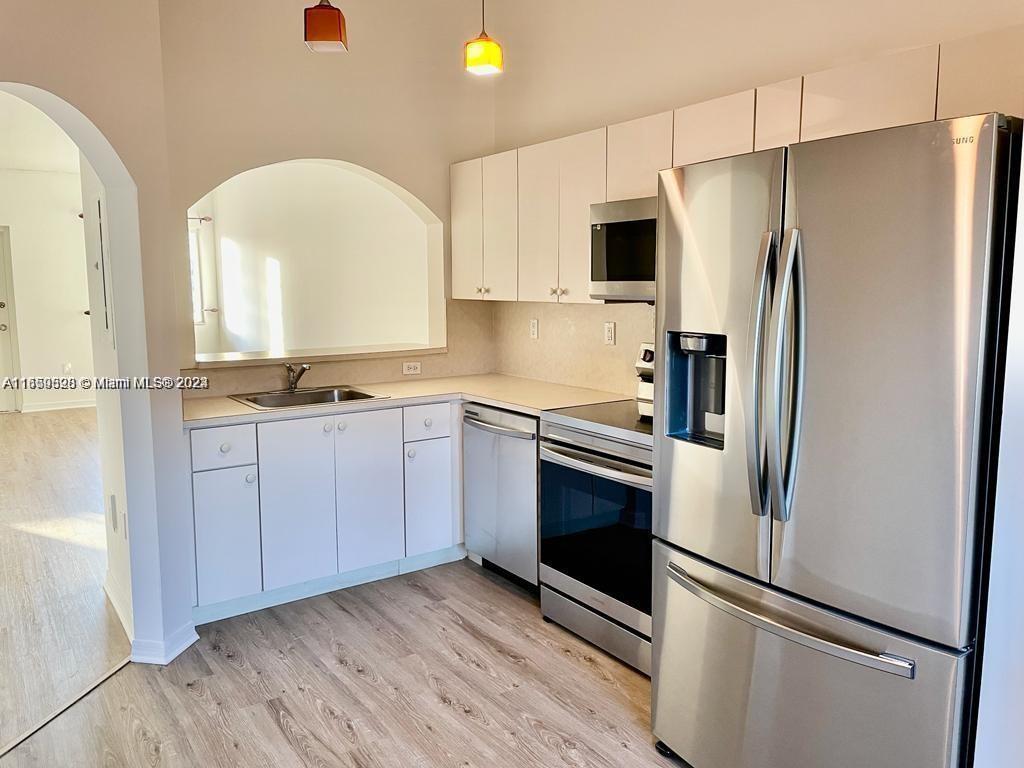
[540,444,653,491]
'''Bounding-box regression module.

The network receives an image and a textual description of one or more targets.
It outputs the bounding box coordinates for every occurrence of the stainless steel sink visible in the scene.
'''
[231,385,389,410]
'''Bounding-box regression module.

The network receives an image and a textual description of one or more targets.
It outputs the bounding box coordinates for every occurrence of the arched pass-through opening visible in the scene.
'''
[0,84,166,667]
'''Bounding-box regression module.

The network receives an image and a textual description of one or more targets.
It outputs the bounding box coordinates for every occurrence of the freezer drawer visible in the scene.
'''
[652,541,967,768]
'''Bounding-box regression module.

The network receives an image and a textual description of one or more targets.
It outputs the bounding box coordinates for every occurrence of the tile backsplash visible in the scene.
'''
[182,299,655,399]
[492,301,655,396]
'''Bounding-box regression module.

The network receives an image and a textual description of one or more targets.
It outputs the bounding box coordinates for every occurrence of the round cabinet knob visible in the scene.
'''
[245,473,257,485]
[475,287,483,294]
[0,324,7,332]
[219,443,231,454]
[323,423,333,434]
[407,448,416,459]
[424,417,433,428]
[483,287,491,295]
[337,421,347,433]
[549,287,557,296]
[559,288,568,296]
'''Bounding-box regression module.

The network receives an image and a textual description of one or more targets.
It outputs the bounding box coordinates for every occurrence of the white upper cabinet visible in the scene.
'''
[937,25,1024,120]
[607,111,674,200]
[673,91,756,166]
[557,128,606,305]
[335,409,405,574]
[258,416,338,591]
[517,139,561,303]
[802,45,939,141]
[755,78,804,150]
[450,158,483,300]
[481,149,519,301]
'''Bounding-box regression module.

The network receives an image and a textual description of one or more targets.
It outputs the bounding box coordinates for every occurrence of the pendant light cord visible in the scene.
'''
[481,0,487,35]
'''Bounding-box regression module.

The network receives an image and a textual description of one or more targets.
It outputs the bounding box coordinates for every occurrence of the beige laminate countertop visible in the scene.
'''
[181,374,629,428]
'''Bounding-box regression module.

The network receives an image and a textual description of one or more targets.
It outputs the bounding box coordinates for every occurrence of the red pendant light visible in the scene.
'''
[305,0,348,53]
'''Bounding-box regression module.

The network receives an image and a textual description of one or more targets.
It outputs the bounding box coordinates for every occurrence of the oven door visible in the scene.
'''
[539,441,653,634]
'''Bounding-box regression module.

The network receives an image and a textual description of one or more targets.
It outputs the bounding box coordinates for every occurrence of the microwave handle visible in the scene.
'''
[540,444,653,491]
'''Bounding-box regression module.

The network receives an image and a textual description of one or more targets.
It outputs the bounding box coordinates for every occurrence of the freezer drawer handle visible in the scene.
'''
[540,444,653,491]
[665,562,916,679]
[463,415,537,441]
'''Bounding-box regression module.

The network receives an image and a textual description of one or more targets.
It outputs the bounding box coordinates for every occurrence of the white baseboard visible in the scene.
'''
[19,399,96,413]
[103,569,134,640]
[130,621,199,665]
[193,545,467,627]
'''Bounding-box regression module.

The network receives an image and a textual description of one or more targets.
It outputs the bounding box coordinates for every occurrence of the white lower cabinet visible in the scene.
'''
[258,415,338,591]
[336,409,405,572]
[404,436,454,557]
[193,464,262,606]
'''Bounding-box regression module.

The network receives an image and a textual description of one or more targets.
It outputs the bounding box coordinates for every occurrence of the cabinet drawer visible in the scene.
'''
[404,403,451,442]
[191,423,257,471]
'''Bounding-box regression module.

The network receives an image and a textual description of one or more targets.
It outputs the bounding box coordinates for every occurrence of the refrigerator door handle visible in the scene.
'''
[745,230,774,517]
[766,227,807,523]
[665,562,916,679]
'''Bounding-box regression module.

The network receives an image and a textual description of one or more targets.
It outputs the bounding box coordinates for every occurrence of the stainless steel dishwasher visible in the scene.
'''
[462,404,539,585]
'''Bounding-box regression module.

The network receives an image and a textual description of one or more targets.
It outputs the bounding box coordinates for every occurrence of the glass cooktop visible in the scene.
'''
[544,399,653,446]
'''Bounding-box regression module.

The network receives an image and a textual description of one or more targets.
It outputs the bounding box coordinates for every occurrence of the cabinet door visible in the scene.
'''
[802,45,938,141]
[451,158,483,300]
[673,90,755,166]
[557,128,605,304]
[193,465,262,605]
[937,25,1024,119]
[517,140,561,303]
[607,111,674,200]
[404,437,454,557]
[335,409,405,572]
[258,416,338,590]
[482,150,519,301]
[755,77,803,150]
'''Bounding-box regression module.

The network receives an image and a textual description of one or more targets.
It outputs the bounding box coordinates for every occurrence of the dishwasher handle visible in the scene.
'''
[463,415,537,441]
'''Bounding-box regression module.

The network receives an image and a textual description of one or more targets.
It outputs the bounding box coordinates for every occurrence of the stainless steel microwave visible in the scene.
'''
[589,197,657,302]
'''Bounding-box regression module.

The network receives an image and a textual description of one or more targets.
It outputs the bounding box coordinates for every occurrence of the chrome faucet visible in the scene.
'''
[284,362,311,392]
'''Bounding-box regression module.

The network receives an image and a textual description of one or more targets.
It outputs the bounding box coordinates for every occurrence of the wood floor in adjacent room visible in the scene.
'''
[0,408,130,751]
[2,560,674,768]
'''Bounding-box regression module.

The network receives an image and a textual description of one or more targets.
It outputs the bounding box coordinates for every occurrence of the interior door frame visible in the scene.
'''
[0,227,23,412]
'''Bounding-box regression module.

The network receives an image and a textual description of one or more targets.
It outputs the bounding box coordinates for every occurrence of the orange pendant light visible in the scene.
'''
[465,0,503,76]
[305,0,348,53]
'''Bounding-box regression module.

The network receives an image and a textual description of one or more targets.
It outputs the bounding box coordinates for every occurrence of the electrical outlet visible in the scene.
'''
[402,361,422,375]
[529,318,539,340]
[604,322,616,346]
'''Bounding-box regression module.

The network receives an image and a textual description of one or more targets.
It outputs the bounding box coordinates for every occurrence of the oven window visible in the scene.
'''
[540,459,653,615]
[591,219,657,282]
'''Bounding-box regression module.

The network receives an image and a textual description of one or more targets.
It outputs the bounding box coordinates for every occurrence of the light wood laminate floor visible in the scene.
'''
[0,408,130,749]
[3,560,674,768]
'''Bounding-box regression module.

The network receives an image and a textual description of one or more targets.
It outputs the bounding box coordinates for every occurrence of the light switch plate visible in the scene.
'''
[529,318,539,340]
[604,322,616,346]
[402,361,422,375]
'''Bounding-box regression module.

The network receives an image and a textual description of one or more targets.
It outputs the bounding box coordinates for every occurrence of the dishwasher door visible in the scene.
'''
[463,404,539,585]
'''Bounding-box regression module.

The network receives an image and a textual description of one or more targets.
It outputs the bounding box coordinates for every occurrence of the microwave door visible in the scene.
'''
[589,197,657,301]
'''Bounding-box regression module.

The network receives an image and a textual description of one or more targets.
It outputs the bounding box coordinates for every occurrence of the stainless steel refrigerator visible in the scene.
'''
[651,114,1020,768]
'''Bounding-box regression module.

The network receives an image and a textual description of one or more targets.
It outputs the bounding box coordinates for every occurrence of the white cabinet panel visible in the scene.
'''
[802,45,938,141]
[450,158,483,300]
[191,423,257,472]
[673,90,755,166]
[404,437,454,557]
[193,464,262,606]
[258,416,338,590]
[557,128,605,304]
[607,111,674,200]
[755,77,803,150]
[517,140,561,303]
[938,25,1024,120]
[403,402,451,442]
[335,409,405,573]
[482,150,518,301]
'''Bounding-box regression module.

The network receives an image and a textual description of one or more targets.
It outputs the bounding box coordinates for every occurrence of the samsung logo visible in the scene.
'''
[953,135,976,145]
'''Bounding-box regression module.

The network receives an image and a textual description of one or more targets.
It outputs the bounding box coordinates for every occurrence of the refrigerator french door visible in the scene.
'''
[652,114,1019,768]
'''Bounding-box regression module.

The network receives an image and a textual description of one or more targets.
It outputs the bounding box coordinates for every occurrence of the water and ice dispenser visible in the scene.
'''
[665,332,726,449]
